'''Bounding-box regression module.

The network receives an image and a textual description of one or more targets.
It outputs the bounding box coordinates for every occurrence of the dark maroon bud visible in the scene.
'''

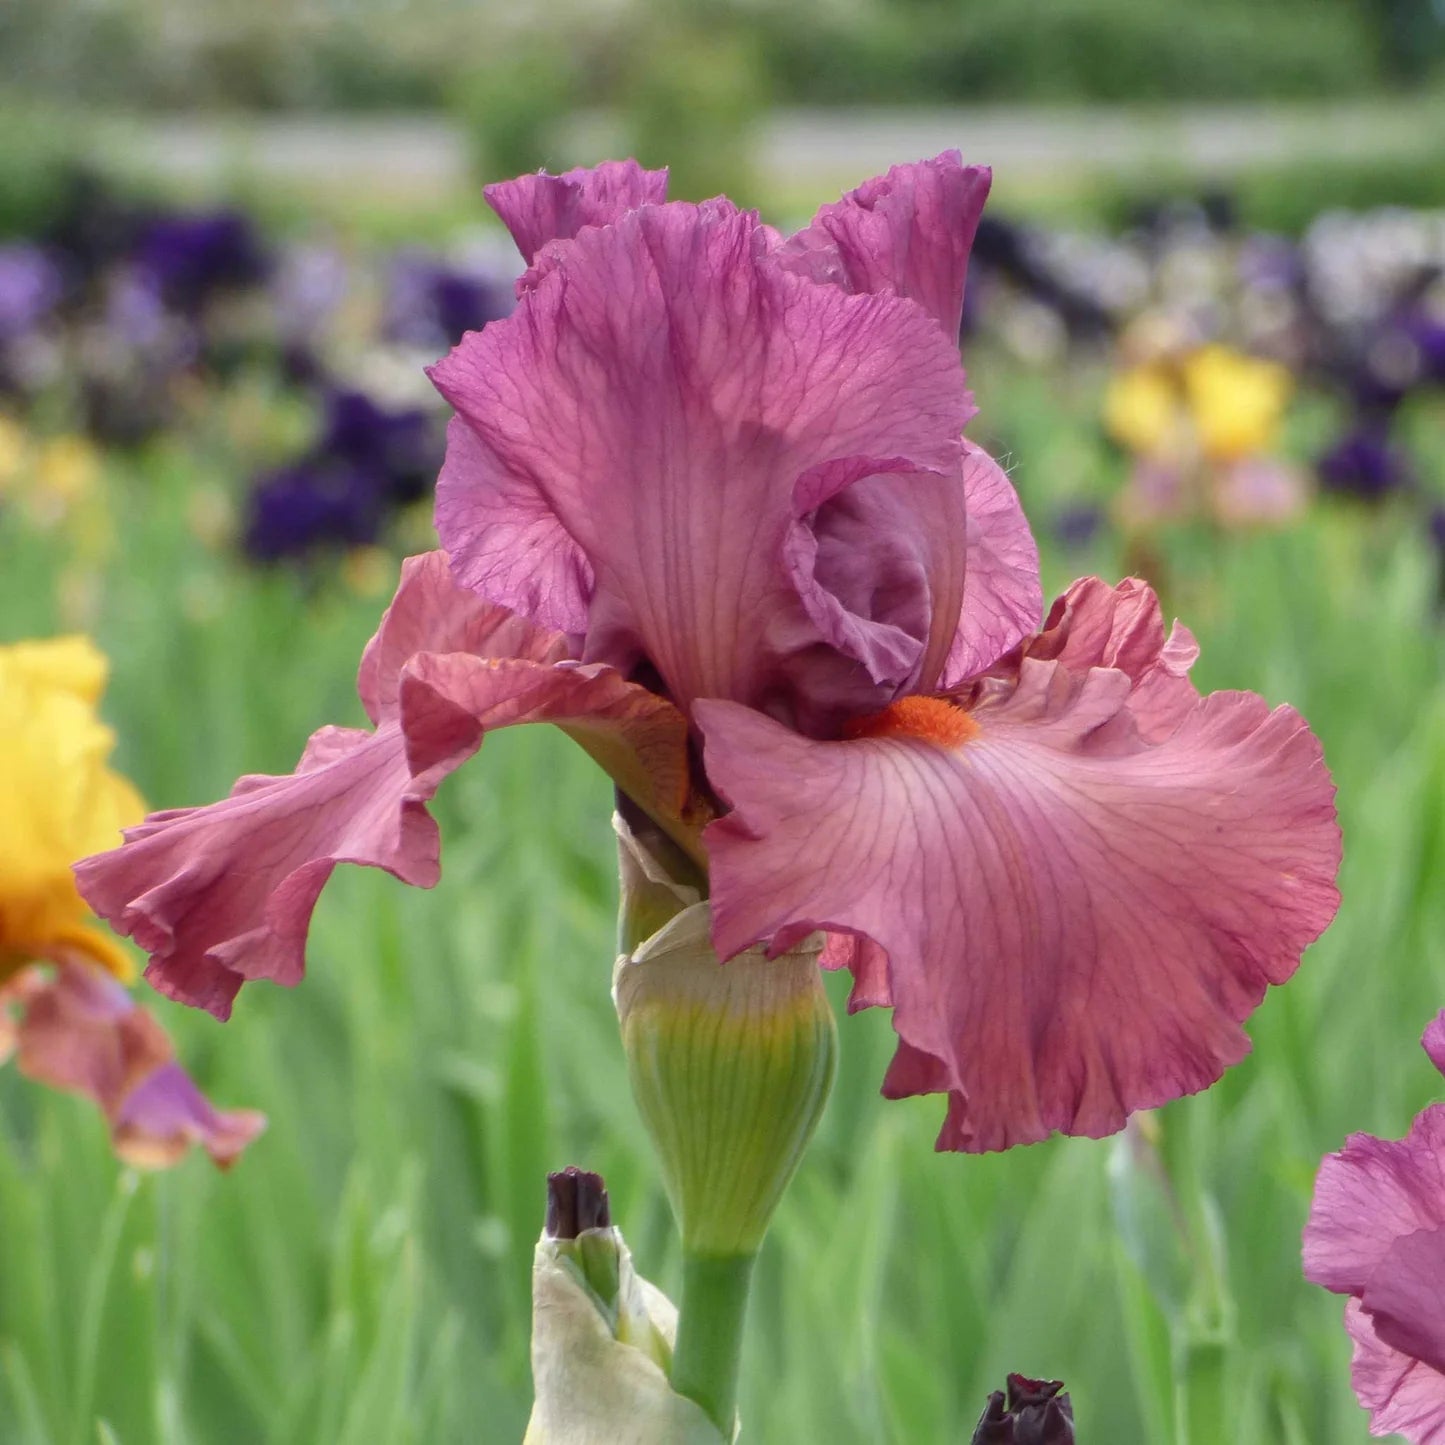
[971,1374,1074,1444]
[544,1166,611,1240]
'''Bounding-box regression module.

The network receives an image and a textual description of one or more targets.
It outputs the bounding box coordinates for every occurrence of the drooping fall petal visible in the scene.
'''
[432,200,975,731]
[77,553,689,1018]
[775,152,991,339]
[699,577,1341,1152]
[1,962,264,1168]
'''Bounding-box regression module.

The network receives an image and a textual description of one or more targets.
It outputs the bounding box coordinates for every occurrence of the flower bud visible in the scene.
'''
[526,1168,726,1445]
[971,1375,1075,1445]
[614,826,837,1257]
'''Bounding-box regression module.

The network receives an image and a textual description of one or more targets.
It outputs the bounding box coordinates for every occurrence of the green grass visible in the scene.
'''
[2,355,1443,1443]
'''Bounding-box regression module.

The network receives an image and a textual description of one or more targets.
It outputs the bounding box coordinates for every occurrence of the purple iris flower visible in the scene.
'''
[318,388,442,506]
[243,461,386,563]
[134,210,270,314]
[383,249,512,351]
[1317,422,1412,501]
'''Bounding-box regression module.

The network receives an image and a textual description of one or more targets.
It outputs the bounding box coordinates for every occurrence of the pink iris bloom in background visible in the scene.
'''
[77,154,1342,1154]
[1304,1015,1445,1442]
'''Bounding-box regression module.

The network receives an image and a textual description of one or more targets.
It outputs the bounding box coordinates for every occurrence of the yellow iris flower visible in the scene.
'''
[0,636,145,981]
[1181,345,1293,463]
[1104,344,1293,465]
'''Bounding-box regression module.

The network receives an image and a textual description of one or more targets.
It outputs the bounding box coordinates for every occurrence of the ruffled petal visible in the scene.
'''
[78,555,689,1017]
[484,160,669,265]
[4,962,264,1168]
[1304,1104,1445,1297]
[357,549,570,724]
[774,153,991,338]
[432,200,973,727]
[699,578,1340,1152]
[943,443,1043,685]
[1347,1299,1445,1445]
[79,655,689,1019]
[76,722,439,1018]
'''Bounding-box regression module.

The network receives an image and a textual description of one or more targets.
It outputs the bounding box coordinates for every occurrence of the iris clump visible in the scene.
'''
[78,154,1341,1157]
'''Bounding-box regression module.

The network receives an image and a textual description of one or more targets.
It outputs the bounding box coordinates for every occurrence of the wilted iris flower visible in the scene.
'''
[0,637,262,1167]
[1304,1014,1445,1442]
[79,156,1340,1154]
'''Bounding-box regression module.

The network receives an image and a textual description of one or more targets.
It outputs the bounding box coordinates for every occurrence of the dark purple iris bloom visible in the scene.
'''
[134,211,270,314]
[318,388,443,506]
[0,245,62,341]
[1317,423,1412,501]
[243,461,386,563]
[383,249,512,351]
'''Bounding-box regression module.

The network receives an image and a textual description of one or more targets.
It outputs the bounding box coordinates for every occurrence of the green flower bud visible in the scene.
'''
[614,851,838,1258]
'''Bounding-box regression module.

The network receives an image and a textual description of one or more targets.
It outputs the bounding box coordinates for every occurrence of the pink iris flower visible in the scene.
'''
[1304,1015,1445,1442]
[76,155,1341,1153]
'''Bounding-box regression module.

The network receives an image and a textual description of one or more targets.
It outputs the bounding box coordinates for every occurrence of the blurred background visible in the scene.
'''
[2,2,1444,1442]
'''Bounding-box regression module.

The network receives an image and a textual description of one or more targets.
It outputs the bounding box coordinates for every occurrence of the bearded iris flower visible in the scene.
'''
[77,155,1340,1154]
[1304,1015,1445,1442]
[1,637,263,1168]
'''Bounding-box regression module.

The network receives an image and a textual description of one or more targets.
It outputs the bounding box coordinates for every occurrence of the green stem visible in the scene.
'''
[670,1251,757,1435]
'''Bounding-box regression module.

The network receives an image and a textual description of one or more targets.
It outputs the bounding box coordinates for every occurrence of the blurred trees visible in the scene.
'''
[3,0,1442,115]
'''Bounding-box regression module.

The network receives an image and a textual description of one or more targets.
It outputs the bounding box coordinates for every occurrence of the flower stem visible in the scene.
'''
[670,1250,757,1435]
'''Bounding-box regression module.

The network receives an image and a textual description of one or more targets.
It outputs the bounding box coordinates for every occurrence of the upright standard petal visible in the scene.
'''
[485,161,669,266]
[775,153,992,339]
[943,443,1044,685]
[700,578,1341,1152]
[432,201,975,730]
[77,555,690,1018]
[2,962,264,1168]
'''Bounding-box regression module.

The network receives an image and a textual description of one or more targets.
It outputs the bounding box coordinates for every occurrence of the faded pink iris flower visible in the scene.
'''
[1304,1015,1445,1442]
[77,155,1341,1153]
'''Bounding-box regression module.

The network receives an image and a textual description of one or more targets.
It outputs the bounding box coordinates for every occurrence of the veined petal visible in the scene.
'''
[432,200,973,726]
[943,443,1043,685]
[485,161,669,265]
[358,548,571,724]
[78,558,689,1017]
[699,578,1340,1152]
[5,962,264,1168]
[775,153,991,339]
[76,721,440,1018]
[79,657,688,1019]
[1305,1105,1445,1298]
[1363,1229,1445,1378]
[1347,1299,1445,1445]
